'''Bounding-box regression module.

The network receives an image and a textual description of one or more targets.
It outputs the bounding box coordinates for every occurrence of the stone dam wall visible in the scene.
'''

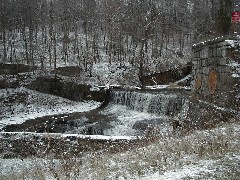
[192,36,240,112]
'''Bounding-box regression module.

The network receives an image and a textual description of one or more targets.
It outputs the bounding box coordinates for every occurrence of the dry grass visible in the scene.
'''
[1,122,239,179]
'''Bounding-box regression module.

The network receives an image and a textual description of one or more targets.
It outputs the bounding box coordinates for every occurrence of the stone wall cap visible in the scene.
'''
[193,35,240,49]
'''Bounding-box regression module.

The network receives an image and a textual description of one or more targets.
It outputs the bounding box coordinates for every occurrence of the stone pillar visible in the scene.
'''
[192,36,240,111]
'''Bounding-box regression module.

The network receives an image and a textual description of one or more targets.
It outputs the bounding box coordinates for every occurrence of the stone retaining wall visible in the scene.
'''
[192,36,239,111]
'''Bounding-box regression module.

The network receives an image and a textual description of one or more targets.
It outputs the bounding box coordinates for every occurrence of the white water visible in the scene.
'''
[110,91,188,117]
[102,91,189,136]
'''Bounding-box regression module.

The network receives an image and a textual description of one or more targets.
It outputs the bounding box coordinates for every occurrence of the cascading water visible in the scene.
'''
[64,90,190,136]
[110,91,188,117]
[102,90,189,136]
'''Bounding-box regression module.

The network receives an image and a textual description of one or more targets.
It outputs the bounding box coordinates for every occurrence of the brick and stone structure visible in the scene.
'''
[192,36,240,111]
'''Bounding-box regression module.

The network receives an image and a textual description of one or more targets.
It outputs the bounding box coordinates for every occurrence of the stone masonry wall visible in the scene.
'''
[192,36,240,111]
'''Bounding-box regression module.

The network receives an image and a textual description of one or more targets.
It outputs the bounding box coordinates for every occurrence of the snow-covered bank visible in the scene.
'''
[0,87,101,130]
[141,154,240,180]
[0,122,239,179]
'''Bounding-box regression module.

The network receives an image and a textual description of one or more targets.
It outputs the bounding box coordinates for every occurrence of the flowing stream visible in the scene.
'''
[110,91,189,117]
[97,90,189,136]
[3,89,190,136]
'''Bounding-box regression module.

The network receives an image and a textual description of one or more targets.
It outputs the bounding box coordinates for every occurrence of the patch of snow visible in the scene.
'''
[141,160,215,180]
[197,99,238,114]
[90,86,100,91]
[0,123,239,179]
[227,60,240,78]
[145,85,169,89]
[0,87,101,130]
[0,132,138,141]
[145,85,191,90]
[225,40,237,47]
[175,74,191,84]
[232,74,240,78]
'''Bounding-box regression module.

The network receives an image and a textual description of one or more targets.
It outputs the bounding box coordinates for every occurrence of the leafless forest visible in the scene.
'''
[0,0,232,74]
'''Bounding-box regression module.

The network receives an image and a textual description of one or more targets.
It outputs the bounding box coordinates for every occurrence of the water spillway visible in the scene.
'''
[109,90,189,119]
[98,90,190,136]
[3,89,190,136]
[4,88,233,137]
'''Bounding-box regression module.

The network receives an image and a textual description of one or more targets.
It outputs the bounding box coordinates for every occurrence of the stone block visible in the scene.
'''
[207,58,215,66]
[196,52,200,58]
[199,51,203,59]
[203,89,211,96]
[200,49,207,59]
[192,59,198,64]
[201,59,206,66]
[192,64,197,70]
[212,58,218,66]
[203,48,208,59]
[217,66,224,73]
[221,49,227,57]
[219,58,227,66]
[213,47,217,57]
[217,48,222,57]
[198,69,204,76]
[203,67,209,75]
[219,73,228,84]
[202,75,208,88]
[219,41,227,47]
[192,69,196,76]
[220,66,230,73]
[193,52,198,57]
[208,47,213,58]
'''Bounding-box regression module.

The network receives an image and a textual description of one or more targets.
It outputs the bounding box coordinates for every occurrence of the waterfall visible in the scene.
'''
[110,91,188,118]
[65,90,190,136]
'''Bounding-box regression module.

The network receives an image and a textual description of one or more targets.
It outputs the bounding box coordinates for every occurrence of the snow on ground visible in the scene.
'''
[145,84,191,90]
[140,155,240,180]
[0,123,239,179]
[0,87,101,130]
[228,60,240,78]
[0,158,217,179]
[0,132,138,141]
[140,160,216,180]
